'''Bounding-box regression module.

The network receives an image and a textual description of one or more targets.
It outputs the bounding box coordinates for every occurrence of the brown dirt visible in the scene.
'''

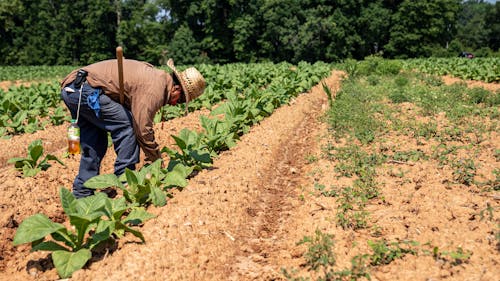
[0,71,499,281]
[441,75,500,92]
[0,80,33,91]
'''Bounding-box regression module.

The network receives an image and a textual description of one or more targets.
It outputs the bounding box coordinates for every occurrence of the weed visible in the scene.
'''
[368,239,418,266]
[298,230,336,273]
[394,76,409,87]
[389,90,410,103]
[433,246,472,266]
[467,87,491,104]
[392,149,428,162]
[478,202,495,222]
[326,81,384,144]
[322,82,334,109]
[452,158,476,186]
[414,121,438,140]
[306,154,319,163]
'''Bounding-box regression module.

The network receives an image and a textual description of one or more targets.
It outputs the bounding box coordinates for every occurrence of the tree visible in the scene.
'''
[167,24,207,64]
[0,0,23,64]
[384,0,461,58]
[486,1,500,51]
[455,0,490,51]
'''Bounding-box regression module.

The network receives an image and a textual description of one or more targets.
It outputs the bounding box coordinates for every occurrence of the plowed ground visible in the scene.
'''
[0,72,499,281]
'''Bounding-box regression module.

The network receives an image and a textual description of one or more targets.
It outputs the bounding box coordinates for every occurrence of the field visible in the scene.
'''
[0,59,499,281]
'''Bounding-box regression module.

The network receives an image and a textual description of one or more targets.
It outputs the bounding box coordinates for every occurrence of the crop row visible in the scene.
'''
[0,62,329,138]
[400,57,500,83]
[11,61,332,278]
[0,65,78,81]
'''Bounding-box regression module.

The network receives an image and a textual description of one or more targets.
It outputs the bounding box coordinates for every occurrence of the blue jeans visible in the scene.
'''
[61,82,139,198]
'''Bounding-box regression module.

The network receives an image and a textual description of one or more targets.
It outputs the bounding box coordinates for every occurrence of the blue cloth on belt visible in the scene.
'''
[87,89,101,118]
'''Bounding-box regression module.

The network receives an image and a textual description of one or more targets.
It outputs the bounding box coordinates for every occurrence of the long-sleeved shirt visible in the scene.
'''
[61,59,174,162]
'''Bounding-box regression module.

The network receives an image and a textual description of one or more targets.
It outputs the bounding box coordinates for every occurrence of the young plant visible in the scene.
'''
[7,139,64,177]
[432,246,472,266]
[84,159,192,207]
[322,82,334,109]
[199,115,238,155]
[368,239,418,266]
[452,158,476,186]
[14,189,109,278]
[162,128,212,171]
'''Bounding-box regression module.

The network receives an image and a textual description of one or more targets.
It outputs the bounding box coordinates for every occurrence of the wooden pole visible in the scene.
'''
[116,46,125,104]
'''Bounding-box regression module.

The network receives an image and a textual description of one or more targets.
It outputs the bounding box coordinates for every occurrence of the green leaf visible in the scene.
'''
[70,192,107,216]
[123,207,156,225]
[60,187,76,215]
[28,141,44,163]
[171,134,187,150]
[189,150,212,164]
[115,222,145,243]
[22,165,40,177]
[31,241,69,252]
[103,196,128,221]
[125,169,139,187]
[45,154,65,166]
[89,220,114,249]
[13,214,65,245]
[84,174,122,189]
[150,187,166,207]
[52,249,92,278]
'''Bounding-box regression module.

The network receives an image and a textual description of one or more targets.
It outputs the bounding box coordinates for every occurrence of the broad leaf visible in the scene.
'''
[84,174,122,189]
[28,141,44,163]
[60,187,76,214]
[123,207,156,226]
[13,214,65,245]
[31,241,69,252]
[52,249,92,278]
[150,187,166,207]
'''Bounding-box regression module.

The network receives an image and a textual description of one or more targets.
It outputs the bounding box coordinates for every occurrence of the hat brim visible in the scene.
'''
[167,59,191,108]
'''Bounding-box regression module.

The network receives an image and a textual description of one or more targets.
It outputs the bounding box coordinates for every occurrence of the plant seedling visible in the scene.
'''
[8,139,64,177]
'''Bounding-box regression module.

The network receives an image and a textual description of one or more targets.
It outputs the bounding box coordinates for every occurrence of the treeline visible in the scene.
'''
[0,0,499,66]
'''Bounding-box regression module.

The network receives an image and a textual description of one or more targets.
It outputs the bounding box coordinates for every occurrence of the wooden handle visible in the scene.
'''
[116,46,125,104]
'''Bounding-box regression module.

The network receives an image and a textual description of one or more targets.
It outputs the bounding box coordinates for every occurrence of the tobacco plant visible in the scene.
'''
[84,159,193,207]
[13,188,150,278]
[162,128,212,171]
[7,139,64,177]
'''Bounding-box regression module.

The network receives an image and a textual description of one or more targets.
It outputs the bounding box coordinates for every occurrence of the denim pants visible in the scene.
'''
[61,82,139,198]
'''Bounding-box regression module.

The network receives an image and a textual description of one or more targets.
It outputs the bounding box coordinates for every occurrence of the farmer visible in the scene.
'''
[60,58,206,198]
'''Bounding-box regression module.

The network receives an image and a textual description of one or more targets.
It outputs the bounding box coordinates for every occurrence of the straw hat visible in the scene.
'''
[167,59,206,112]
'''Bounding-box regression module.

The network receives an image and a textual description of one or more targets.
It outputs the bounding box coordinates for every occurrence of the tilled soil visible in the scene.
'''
[0,72,499,281]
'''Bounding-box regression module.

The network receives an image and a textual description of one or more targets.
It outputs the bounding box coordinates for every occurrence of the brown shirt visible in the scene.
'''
[61,59,174,162]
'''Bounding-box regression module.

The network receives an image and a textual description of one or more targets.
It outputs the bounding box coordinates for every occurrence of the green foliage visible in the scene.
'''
[433,246,472,266]
[13,187,150,278]
[322,83,334,109]
[3,1,498,65]
[385,0,461,58]
[327,80,384,144]
[162,129,213,172]
[402,57,499,83]
[0,81,69,136]
[452,158,477,186]
[84,159,192,207]
[368,240,418,266]
[7,139,64,177]
[357,56,402,76]
[298,230,336,273]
